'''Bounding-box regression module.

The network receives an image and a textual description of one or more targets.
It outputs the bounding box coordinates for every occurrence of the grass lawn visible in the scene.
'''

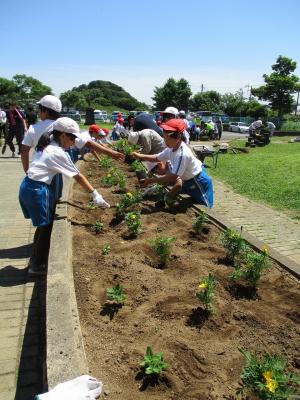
[209,138,300,218]
[79,121,114,130]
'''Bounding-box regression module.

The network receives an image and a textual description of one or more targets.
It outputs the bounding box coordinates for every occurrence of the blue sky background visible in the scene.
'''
[1,0,300,104]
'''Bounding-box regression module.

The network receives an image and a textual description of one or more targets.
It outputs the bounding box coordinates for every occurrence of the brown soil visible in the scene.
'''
[71,156,300,399]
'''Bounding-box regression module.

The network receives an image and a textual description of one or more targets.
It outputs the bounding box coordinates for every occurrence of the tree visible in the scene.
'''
[251,55,300,118]
[220,90,247,116]
[0,78,17,106]
[60,90,88,110]
[152,78,192,110]
[245,100,268,119]
[190,91,221,112]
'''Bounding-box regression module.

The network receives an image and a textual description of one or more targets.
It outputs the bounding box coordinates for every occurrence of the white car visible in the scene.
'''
[228,122,249,133]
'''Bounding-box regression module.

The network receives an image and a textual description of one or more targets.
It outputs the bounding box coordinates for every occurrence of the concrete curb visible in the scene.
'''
[46,176,88,389]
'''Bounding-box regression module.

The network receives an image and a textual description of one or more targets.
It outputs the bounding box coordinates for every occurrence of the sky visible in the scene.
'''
[1,0,300,105]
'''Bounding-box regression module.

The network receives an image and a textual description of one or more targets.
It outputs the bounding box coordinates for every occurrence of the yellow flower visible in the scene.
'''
[130,214,136,219]
[107,174,111,178]
[198,282,207,289]
[126,192,133,198]
[261,245,269,254]
[263,371,278,394]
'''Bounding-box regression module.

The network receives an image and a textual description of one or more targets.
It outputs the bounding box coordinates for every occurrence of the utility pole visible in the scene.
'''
[201,84,204,93]
[249,85,252,101]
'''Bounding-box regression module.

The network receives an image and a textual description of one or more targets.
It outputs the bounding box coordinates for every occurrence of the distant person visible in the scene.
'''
[194,124,201,141]
[178,110,190,144]
[0,107,6,141]
[111,118,127,140]
[216,118,223,140]
[249,119,263,135]
[3,102,27,156]
[266,121,276,137]
[133,112,163,136]
[123,114,135,131]
[25,106,38,128]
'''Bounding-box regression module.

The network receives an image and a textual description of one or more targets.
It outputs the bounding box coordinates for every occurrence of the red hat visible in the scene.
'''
[160,118,186,134]
[102,128,109,134]
[89,124,100,133]
[117,118,124,123]
[117,113,122,117]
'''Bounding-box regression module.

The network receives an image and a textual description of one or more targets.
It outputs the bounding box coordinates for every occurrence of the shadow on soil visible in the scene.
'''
[135,370,171,391]
[186,307,210,329]
[100,302,123,320]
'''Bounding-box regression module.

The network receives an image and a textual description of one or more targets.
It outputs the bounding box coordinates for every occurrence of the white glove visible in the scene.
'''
[91,189,110,208]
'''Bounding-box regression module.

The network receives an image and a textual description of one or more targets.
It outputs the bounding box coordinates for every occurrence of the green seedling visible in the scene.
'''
[102,244,111,255]
[87,170,93,178]
[124,211,141,237]
[112,139,138,156]
[99,155,113,169]
[91,220,104,234]
[130,160,146,172]
[101,167,119,187]
[192,210,209,234]
[196,273,217,314]
[106,284,126,303]
[229,246,269,289]
[237,347,300,399]
[149,235,176,265]
[116,170,127,191]
[220,228,246,264]
[140,346,169,376]
[87,201,96,210]
[115,191,142,218]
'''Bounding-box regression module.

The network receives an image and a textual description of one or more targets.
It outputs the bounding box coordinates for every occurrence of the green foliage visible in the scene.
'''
[115,191,142,218]
[149,235,176,265]
[192,211,209,234]
[112,139,138,156]
[87,201,96,210]
[59,80,148,111]
[102,244,111,255]
[196,274,217,314]
[220,229,246,264]
[91,220,104,234]
[237,348,300,399]
[190,91,221,112]
[130,160,146,172]
[98,155,113,170]
[101,167,126,190]
[106,284,126,303]
[153,77,192,110]
[229,247,269,289]
[252,55,300,117]
[124,211,141,237]
[0,74,51,108]
[140,346,169,376]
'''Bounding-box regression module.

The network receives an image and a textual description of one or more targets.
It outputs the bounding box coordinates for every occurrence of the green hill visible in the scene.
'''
[60,80,148,112]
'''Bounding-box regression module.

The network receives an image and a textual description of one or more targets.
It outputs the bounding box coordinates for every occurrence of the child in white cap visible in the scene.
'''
[19,117,109,276]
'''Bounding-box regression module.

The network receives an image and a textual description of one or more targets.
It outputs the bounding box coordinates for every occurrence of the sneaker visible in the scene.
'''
[1,144,6,155]
[28,264,47,277]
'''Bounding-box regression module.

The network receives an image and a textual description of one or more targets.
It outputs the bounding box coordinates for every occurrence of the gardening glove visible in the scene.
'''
[91,189,110,208]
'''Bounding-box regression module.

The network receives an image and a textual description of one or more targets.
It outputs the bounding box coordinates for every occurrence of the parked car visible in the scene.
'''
[60,111,81,122]
[228,122,249,133]
[94,110,105,122]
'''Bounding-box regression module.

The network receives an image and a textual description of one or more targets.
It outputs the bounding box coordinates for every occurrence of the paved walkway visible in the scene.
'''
[0,149,45,400]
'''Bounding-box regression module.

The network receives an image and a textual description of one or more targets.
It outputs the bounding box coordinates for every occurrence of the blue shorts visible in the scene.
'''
[182,168,214,208]
[19,177,55,227]
[50,173,63,202]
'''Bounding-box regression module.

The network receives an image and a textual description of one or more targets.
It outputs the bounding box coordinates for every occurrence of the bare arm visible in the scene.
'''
[73,173,94,193]
[20,144,31,173]
[140,173,179,187]
[85,141,124,161]
[131,151,159,162]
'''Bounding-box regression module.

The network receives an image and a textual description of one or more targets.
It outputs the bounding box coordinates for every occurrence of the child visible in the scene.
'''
[132,118,213,208]
[19,117,109,276]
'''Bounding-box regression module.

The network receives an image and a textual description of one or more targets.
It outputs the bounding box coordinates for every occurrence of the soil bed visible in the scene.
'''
[71,155,300,399]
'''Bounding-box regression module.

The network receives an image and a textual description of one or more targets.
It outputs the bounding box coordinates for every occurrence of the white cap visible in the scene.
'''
[52,117,81,137]
[257,119,262,125]
[162,106,178,116]
[178,110,186,116]
[128,131,139,145]
[37,95,62,113]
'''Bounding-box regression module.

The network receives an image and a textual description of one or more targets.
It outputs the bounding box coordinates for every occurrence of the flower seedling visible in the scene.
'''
[196,273,217,314]
[112,139,138,156]
[87,201,96,210]
[115,191,142,218]
[101,168,119,187]
[220,228,246,264]
[106,284,126,303]
[131,160,146,172]
[116,170,127,191]
[149,235,176,266]
[140,346,169,376]
[91,220,104,234]
[102,244,111,255]
[237,347,300,399]
[99,155,113,170]
[229,246,269,289]
[192,210,209,234]
[124,211,141,237]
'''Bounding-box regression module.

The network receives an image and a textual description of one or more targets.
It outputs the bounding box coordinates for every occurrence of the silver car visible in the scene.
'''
[228,122,249,133]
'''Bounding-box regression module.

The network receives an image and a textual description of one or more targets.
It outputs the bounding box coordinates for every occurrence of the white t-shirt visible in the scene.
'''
[27,142,79,185]
[250,120,263,130]
[75,131,91,149]
[0,110,6,124]
[156,142,202,181]
[22,119,55,147]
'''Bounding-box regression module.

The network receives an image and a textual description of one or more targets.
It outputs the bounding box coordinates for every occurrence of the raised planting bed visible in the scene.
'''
[70,155,300,399]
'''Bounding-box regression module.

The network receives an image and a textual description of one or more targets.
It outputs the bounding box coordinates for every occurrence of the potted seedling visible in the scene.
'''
[237,347,300,399]
[149,235,176,266]
[91,220,104,234]
[124,211,141,237]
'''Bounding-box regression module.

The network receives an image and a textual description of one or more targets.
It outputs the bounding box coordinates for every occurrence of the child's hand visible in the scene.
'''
[131,152,140,160]
[139,178,152,187]
[113,151,125,162]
